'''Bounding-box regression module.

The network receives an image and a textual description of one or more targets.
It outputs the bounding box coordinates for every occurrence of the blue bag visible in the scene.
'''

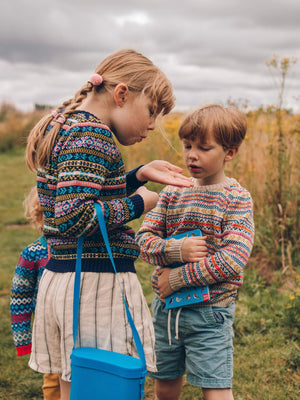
[70,203,147,400]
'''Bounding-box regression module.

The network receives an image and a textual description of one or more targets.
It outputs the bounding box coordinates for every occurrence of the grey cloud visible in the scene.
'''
[0,0,299,112]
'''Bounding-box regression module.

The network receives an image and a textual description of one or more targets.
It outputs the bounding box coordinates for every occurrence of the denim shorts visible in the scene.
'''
[148,297,235,388]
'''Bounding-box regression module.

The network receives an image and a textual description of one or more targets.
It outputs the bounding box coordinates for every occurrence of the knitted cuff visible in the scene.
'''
[129,194,145,219]
[16,343,32,356]
[126,165,147,193]
[166,238,185,263]
[169,267,186,291]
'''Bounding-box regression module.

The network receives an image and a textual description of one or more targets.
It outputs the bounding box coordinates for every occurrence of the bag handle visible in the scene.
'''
[72,202,146,368]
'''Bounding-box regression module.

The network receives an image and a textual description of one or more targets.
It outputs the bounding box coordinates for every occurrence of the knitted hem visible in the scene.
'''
[45,258,137,273]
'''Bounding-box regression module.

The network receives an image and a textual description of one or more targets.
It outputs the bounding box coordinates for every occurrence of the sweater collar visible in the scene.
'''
[189,176,237,191]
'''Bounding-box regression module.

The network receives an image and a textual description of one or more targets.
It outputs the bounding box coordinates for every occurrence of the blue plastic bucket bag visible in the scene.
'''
[70,203,147,400]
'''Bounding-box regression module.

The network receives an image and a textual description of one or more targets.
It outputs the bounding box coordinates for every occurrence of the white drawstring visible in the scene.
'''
[167,307,182,346]
[175,307,182,340]
[168,309,172,345]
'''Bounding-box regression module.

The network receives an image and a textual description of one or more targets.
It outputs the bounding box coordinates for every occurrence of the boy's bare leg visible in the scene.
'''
[155,377,183,400]
[59,378,71,400]
[202,388,234,400]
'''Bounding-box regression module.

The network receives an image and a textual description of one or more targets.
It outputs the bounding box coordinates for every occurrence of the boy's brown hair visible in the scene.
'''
[179,104,247,149]
[23,186,43,231]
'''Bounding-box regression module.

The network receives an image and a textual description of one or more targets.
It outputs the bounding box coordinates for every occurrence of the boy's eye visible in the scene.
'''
[199,146,210,151]
[197,144,211,151]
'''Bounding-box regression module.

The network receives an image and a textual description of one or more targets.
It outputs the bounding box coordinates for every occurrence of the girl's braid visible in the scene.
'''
[55,83,93,119]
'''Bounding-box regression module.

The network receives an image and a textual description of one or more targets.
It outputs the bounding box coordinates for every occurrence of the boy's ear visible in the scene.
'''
[224,147,239,162]
[113,83,129,107]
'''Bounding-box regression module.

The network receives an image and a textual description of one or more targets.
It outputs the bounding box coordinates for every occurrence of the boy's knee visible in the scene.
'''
[156,390,180,400]
[202,388,234,400]
[155,377,183,400]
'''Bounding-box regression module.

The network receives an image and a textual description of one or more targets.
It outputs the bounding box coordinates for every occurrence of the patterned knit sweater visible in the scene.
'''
[136,177,255,307]
[10,236,49,355]
[37,111,145,273]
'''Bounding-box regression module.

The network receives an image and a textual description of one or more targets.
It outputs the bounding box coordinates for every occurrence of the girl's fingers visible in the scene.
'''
[166,163,183,172]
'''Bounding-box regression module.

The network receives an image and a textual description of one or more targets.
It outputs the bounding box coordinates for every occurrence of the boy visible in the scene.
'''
[136,104,255,400]
[10,187,61,400]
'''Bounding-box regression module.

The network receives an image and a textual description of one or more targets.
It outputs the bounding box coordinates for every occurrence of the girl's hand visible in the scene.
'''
[136,160,193,187]
[136,186,159,214]
[181,236,208,262]
[157,268,173,299]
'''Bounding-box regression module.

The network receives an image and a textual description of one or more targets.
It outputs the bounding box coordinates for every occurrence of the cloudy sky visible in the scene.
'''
[1,0,299,113]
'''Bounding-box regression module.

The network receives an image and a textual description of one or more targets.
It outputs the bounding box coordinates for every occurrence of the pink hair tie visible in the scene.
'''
[55,113,66,125]
[89,73,103,86]
[51,110,58,118]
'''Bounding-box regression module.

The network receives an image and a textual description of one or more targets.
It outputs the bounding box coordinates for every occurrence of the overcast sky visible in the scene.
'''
[1,0,299,113]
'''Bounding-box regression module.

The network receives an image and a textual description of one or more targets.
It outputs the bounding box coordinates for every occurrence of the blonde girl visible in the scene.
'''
[26,49,193,399]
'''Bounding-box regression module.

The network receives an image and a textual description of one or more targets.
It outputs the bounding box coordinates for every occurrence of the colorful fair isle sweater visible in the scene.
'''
[136,177,255,307]
[10,236,49,355]
[37,111,145,273]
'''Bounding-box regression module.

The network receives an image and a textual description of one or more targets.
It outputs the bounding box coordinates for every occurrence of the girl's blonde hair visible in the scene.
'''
[179,104,247,149]
[23,186,43,231]
[26,49,175,171]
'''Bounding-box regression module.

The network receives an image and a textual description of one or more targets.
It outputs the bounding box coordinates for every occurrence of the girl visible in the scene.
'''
[25,48,193,399]
[10,187,60,400]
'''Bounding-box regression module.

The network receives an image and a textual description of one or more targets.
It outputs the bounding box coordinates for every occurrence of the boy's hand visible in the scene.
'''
[157,268,173,299]
[136,186,159,214]
[181,236,208,262]
[136,160,193,188]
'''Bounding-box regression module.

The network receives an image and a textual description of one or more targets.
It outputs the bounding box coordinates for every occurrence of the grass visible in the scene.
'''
[0,148,299,399]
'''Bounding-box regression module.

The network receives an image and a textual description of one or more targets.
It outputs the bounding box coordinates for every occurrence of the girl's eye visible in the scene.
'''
[149,108,154,117]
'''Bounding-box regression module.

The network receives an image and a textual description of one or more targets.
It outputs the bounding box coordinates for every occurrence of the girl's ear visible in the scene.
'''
[224,147,239,162]
[113,83,129,107]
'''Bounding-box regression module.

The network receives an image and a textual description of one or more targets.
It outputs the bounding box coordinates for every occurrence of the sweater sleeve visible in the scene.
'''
[169,192,255,291]
[126,165,147,195]
[10,249,39,356]
[50,125,144,237]
[136,186,184,265]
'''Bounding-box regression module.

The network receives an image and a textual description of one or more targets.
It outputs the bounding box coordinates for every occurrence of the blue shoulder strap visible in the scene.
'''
[72,202,146,369]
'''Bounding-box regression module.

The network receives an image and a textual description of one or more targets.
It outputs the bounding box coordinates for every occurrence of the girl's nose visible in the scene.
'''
[148,118,156,130]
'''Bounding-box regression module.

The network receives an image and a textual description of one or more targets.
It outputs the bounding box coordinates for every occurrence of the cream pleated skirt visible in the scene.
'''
[29,269,156,381]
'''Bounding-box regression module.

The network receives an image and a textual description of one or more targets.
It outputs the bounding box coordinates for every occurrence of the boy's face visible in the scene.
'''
[182,132,237,186]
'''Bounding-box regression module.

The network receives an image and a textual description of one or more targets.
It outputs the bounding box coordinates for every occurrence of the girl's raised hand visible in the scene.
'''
[136,160,193,187]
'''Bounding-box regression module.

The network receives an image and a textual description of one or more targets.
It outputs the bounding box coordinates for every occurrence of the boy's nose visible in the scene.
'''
[188,149,198,159]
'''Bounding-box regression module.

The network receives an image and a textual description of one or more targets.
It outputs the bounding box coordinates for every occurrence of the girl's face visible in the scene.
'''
[182,132,237,185]
[111,91,157,146]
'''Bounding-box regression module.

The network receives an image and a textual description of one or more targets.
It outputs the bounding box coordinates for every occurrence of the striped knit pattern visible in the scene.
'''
[36,111,145,273]
[136,177,255,306]
[10,236,49,355]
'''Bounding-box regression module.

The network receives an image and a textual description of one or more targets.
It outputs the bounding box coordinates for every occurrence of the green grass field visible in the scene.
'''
[0,148,299,399]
